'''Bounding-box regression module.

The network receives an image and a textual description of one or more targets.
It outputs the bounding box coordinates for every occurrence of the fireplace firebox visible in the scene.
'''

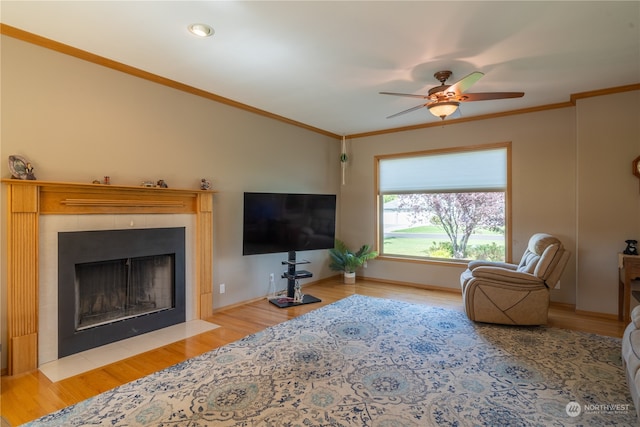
[58,227,186,358]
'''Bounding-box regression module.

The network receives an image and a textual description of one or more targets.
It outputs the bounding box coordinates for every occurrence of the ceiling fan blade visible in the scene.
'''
[386,103,428,119]
[446,71,484,95]
[379,91,429,99]
[456,92,525,102]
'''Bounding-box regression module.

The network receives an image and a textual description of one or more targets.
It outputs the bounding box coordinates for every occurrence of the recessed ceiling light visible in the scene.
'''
[188,23,214,38]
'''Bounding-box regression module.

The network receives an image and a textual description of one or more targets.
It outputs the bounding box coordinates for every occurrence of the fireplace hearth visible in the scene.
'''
[58,227,186,358]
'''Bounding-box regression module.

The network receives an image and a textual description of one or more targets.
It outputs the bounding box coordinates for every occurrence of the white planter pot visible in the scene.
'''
[344,271,356,284]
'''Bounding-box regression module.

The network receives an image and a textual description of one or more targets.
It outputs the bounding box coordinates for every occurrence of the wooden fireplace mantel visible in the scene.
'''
[2,179,216,375]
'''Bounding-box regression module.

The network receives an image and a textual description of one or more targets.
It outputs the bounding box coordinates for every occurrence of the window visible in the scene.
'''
[376,143,510,263]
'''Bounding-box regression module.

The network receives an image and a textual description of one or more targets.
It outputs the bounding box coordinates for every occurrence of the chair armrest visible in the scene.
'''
[468,260,518,271]
[470,266,543,285]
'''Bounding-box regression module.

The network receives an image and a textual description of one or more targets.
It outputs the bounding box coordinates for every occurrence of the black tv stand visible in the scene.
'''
[269,251,321,308]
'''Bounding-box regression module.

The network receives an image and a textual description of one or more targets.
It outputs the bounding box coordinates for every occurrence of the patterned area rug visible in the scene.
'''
[22,295,636,426]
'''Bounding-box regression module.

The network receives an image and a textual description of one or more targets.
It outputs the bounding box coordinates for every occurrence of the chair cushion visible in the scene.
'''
[632,305,640,328]
[534,243,561,279]
[528,233,561,255]
[517,251,539,273]
[517,234,563,278]
[622,317,640,418]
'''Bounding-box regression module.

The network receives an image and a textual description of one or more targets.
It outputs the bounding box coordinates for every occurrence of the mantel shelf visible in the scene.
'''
[1,179,215,215]
[1,178,215,193]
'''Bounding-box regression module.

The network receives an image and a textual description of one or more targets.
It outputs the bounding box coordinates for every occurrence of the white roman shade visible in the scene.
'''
[379,147,507,194]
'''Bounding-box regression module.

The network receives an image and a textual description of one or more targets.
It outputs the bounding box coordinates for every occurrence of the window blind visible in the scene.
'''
[379,147,507,194]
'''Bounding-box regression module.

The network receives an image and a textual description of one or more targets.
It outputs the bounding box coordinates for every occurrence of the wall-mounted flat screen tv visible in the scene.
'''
[243,192,337,255]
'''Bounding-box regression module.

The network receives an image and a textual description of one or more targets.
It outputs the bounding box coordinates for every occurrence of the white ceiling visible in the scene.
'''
[1,1,639,136]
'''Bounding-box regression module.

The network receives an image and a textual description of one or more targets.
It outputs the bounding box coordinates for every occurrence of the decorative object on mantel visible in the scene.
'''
[103,176,111,185]
[8,154,36,180]
[157,179,168,188]
[141,181,155,187]
[340,135,348,185]
[92,179,101,184]
[200,178,211,190]
[624,239,638,255]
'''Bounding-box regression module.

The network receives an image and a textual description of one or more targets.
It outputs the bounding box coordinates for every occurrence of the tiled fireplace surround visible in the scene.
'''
[3,180,214,375]
[43,216,190,363]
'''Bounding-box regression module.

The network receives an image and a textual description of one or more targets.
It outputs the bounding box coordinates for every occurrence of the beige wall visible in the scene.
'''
[1,33,639,370]
[575,91,640,314]
[343,91,640,316]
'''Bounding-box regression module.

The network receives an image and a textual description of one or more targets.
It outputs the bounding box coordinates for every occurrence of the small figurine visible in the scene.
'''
[624,240,638,255]
[200,178,211,190]
[8,155,36,180]
[157,179,168,188]
[25,163,36,180]
[104,176,111,185]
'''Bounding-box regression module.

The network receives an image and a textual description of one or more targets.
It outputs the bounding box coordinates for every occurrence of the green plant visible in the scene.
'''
[467,242,505,262]
[426,241,453,258]
[328,239,378,273]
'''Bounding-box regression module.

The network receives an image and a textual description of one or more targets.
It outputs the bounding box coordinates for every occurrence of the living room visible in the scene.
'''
[1,1,640,424]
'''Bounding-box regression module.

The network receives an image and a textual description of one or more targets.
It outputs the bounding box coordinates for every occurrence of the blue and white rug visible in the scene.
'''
[22,294,636,426]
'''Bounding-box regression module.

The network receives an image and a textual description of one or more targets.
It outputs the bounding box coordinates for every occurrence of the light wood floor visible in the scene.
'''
[0,279,628,426]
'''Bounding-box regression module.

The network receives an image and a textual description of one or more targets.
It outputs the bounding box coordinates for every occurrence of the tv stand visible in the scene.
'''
[269,251,322,308]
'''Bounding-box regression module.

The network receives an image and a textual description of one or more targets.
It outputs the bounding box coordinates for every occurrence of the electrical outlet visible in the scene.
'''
[219,283,226,294]
[269,273,275,282]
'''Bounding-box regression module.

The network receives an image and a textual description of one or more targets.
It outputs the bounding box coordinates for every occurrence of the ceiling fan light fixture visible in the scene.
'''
[427,101,459,120]
[188,23,214,37]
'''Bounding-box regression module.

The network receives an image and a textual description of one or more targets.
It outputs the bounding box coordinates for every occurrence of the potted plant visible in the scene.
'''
[328,239,378,284]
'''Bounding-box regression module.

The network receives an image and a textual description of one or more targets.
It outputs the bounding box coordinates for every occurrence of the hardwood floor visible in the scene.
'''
[0,279,628,426]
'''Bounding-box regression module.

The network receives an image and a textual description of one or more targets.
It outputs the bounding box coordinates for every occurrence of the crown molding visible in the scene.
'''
[2,24,638,141]
[0,24,339,139]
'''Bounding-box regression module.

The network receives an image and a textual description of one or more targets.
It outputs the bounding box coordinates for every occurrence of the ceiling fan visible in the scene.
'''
[380,70,524,120]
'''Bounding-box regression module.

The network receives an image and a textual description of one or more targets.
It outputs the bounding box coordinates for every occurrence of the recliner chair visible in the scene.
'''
[460,233,570,325]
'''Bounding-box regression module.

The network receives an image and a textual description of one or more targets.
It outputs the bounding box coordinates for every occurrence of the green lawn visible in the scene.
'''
[383,229,505,260]
[383,237,439,257]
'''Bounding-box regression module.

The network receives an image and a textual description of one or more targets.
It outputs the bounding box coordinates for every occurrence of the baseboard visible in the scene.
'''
[210,275,462,315]
[360,276,463,294]
[549,300,620,321]
[210,274,622,322]
[574,309,620,321]
[549,301,576,311]
[209,276,336,315]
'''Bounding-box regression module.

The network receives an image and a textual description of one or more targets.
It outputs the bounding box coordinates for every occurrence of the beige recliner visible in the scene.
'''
[460,233,570,325]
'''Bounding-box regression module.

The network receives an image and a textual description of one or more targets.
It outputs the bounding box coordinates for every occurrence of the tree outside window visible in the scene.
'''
[378,144,509,262]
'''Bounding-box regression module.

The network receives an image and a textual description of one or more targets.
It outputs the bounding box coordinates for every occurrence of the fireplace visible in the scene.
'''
[3,180,213,375]
[75,254,175,330]
[58,227,186,358]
